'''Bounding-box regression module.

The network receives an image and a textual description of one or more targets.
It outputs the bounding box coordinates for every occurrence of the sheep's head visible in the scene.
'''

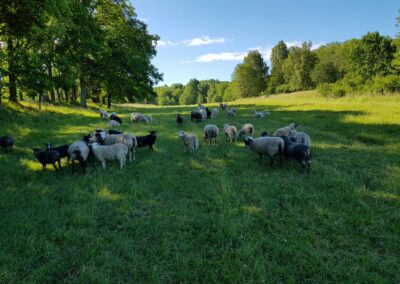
[178,131,186,140]
[260,131,269,137]
[243,137,254,149]
[44,143,52,150]
[149,130,157,136]
[82,134,91,143]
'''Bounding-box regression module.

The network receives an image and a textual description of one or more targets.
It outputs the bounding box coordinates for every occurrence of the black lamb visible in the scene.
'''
[0,135,14,153]
[44,143,70,162]
[177,114,183,127]
[32,148,61,172]
[281,136,312,171]
[191,110,202,122]
[136,131,157,150]
[110,114,122,124]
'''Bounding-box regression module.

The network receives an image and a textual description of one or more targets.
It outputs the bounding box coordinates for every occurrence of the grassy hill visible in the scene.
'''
[0,91,399,282]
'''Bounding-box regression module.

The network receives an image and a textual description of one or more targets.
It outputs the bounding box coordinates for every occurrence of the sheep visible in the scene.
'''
[90,142,128,170]
[210,108,219,119]
[136,131,157,151]
[177,114,184,127]
[225,108,236,117]
[146,115,153,124]
[109,120,121,128]
[44,143,70,162]
[289,131,311,147]
[231,107,237,114]
[206,108,211,119]
[244,136,284,167]
[178,131,199,154]
[68,140,90,174]
[99,109,108,120]
[32,148,61,172]
[273,122,300,137]
[0,135,14,153]
[252,110,270,118]
[224,124,237,143]
[204,124,219,145]
[199,108,207,120]
[280,136,312,171]
[238,123,255,139]
[131,112,150,124]
[94,129,123,135]
[219,103,228,110]
[198,104,205,110]
[260,131,269,137]
[110,113,122,124]
[102,134,137,162]
[191,110,203,122]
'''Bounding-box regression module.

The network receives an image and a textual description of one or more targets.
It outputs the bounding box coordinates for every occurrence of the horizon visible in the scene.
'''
[133,0,399,86]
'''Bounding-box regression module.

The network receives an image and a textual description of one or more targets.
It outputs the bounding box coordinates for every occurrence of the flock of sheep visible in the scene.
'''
[0,102,312,173]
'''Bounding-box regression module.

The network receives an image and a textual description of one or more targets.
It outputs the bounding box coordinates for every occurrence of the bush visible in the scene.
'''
[371,75,400,93]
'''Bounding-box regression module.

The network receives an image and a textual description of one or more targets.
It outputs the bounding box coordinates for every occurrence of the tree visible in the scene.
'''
[180,79,199,105]
[392,12,400,71]
[269,41,288,93]
[231,50,268,98]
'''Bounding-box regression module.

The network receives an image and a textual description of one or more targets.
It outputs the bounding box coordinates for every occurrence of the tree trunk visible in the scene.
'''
[47,65,55,102]
[107,92,111,109]
[80,76,88,108]
[72,86,77,102]
[7,38,18,102]
[0,87,2,108]
[19,89,24,101]
[102,96,106,105]
[38,93,43,110]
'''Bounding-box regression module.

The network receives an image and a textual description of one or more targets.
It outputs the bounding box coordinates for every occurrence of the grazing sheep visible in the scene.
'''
[281,136,312,171]
[32,148,61,172]
[238,123,255,139]
[274,122,300,137]
[289,131,311,147]
[252,110,270,118]
[199,108,207,120]
[102,134,137,162]
[90,142,128,170]
[177,114,184,127]
[99,109,108,120]
[109,120,121,128]
[231,107,237,114]
[131,112,150,124]
[110,113,122,124]
[44,143,70,162]
[178,131,199,154]
[225,108,236,117]
[95,129,123,135]
[68,140,90,174]
[146,115,153,123]
[210,108,219,119]
[244,136,284,167]
[219,103,228,110]
[206,108,211,119]
[191,110,203,122]
[136,131,157,151]
[204,124,219,145]
[224,124,237,143]
[0,135,14,153]
[198,104,205,110]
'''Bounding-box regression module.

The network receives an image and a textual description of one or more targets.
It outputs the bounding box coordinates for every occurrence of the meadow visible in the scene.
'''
[0,91,399,282]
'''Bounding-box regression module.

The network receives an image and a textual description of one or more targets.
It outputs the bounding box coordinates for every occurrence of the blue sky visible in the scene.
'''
[133,0,399,86]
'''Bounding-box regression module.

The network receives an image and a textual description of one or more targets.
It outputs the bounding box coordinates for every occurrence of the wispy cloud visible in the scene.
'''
[157,40,179,47]
[183,36,228,46]
[196,52,246,62]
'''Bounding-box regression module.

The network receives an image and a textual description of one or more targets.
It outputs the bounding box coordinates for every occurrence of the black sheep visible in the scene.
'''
[191,110,202,122]
[32,148,61,172]
[206,108,211,119]
[177,114,183,127]
[44,143,70,162]
[110,114,122,124]
[136,131,157,150]
[0,135,14,153]
[281,136,312,171]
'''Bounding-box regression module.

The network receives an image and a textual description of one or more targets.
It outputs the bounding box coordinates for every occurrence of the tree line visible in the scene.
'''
[156,14,400,105]
[0,0,161,108]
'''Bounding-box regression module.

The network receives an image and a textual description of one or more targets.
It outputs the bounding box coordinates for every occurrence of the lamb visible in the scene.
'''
[102,134,137,162]
[210,108,219,119]
[191,110,203,122]
[252,110,270,118]
[90,142,128,170]
[68,140,90,174]
[177,114,183,127]
[32,148,61,172]
[199,108,207,120]
[44,143,70,162]
[225,108,236,117]
[244,136,284,167]
[273,122,300,137]
[0,135,14,153]
[203,124,219,145]
[131,112,150,124]
[224,124,237,143]
[110,113,122,124]
[136,131,157,150]
[238,123,255,139]
[178,131,199,154]
[109,120,121,128]
[99,109,108,120]
[280,136,312,171]
[219,103,228,110]
[289,131,311,147]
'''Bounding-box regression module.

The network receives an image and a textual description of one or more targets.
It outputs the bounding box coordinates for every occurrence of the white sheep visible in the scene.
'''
[244,136,284,167]
[102,134,137,162]
[204,124,219,145]
[131,112,150,124]
[109,120,120,128]
[199,109,207,120]
[91,142,128,170]
[225,108,236,117]
[99,109,108,120]
[210,108,219,119]
[238,123,255,139]
[252,110,270,118]
[274,122,300,137]
[224,123,237,143]
[145,115,153,124]
[289,131,311,147]
[67,140,90,174]
[178,131,199,154]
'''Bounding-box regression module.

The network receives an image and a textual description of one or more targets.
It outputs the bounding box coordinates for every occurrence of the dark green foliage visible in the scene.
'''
[269,41,288,93]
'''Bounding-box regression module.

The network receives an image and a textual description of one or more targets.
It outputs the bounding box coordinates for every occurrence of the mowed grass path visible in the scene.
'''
[0,91,399,282]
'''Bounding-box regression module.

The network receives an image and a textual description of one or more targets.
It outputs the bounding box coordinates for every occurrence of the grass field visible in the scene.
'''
[0,91,399,282]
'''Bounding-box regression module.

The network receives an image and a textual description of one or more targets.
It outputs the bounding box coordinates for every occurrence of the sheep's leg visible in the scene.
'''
[129,149,132,162]
[132,148,135,161]
[53,163,58,172]
[120,159,123,169]
[67,155,70,164]
[101,161,106,170]
[149,145,153,151]
[42,164,46,172]
[58,159,62,170]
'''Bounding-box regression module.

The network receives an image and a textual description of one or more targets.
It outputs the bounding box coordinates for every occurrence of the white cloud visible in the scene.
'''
[184,36,228,46]
[157,40,179,47]
[196,52,246,62]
